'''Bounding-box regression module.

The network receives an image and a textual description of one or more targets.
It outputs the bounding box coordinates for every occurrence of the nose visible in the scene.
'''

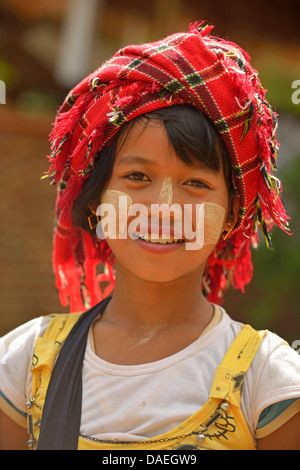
[158,177,173,205]
[149,177,182,226]
[129,177,184,239]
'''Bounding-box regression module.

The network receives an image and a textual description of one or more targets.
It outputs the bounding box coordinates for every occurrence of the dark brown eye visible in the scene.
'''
[185,179,209,188]
[125,172,150,182]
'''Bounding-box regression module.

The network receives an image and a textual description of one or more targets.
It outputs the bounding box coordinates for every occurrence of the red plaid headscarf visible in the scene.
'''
[46,22,289,311]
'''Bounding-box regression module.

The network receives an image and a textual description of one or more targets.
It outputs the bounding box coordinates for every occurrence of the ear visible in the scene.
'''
[222,196,240,238]
[87,207,100,231]
[87,200,102,231]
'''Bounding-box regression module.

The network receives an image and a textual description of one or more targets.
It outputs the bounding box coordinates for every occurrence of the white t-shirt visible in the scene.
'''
[0,306,299,442]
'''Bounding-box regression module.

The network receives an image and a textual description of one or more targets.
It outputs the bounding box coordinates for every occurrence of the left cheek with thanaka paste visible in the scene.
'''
[184,202,225,250]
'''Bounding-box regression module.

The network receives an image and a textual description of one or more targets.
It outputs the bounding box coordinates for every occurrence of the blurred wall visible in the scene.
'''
[0,0,299,342]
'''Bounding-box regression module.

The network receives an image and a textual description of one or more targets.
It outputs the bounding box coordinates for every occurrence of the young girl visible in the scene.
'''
[0,22,299,450]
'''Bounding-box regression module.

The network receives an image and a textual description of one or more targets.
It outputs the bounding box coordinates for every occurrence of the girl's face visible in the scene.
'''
[99,119,237,284]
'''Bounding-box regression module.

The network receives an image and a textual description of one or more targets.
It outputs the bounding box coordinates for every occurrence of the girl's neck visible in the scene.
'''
[103,262,213,333]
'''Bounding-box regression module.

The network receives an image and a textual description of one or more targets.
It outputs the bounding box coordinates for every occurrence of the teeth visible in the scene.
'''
[138,233,183,244]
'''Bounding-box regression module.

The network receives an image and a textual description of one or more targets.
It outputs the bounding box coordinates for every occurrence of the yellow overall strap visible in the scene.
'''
[209,324,268,407]
[31,313,83,442]
[31,297,111,450]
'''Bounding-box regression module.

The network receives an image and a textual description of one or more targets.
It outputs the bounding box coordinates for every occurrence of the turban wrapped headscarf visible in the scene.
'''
[46,22,289,311]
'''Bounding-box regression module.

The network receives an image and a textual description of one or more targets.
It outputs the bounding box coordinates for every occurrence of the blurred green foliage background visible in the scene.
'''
[224,154,300,344]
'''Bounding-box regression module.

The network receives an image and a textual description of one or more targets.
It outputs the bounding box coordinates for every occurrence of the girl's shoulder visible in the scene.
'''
[224,313,300,426]
[0,312,84,380]
[0,315,53,363]
[0,312,84,427]
[0,315,53,426]
[226,313,300,390]
[224,311,298,365]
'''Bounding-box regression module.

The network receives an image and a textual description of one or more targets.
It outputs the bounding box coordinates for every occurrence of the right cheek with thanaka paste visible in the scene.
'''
[97,190,133,239]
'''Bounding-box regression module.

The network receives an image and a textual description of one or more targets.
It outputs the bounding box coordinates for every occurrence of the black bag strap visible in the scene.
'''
[37,296,111,450]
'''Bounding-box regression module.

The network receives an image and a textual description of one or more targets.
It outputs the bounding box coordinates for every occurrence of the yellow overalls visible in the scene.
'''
[29,313,266,450]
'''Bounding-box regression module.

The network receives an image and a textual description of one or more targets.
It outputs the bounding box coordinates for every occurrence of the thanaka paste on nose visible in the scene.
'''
[158,177,173,205]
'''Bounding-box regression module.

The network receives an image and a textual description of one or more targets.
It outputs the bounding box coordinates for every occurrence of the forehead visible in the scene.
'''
[115,119,210,171]
[117,119,168,152]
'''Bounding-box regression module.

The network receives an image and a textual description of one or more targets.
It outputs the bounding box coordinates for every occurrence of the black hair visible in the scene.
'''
[72,104,233,232]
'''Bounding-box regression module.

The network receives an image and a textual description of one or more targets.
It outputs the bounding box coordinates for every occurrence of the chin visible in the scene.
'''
[114,257,206,287]
[107,238,212,285]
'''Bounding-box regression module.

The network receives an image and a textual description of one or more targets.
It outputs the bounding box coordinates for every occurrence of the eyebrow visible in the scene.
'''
[116,155,158,167]
[116,154,214,170]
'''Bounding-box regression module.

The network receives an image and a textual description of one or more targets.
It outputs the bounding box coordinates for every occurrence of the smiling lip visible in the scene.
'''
[135,237,185,254]
[128,222,186,253]
[132,224,184,240]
